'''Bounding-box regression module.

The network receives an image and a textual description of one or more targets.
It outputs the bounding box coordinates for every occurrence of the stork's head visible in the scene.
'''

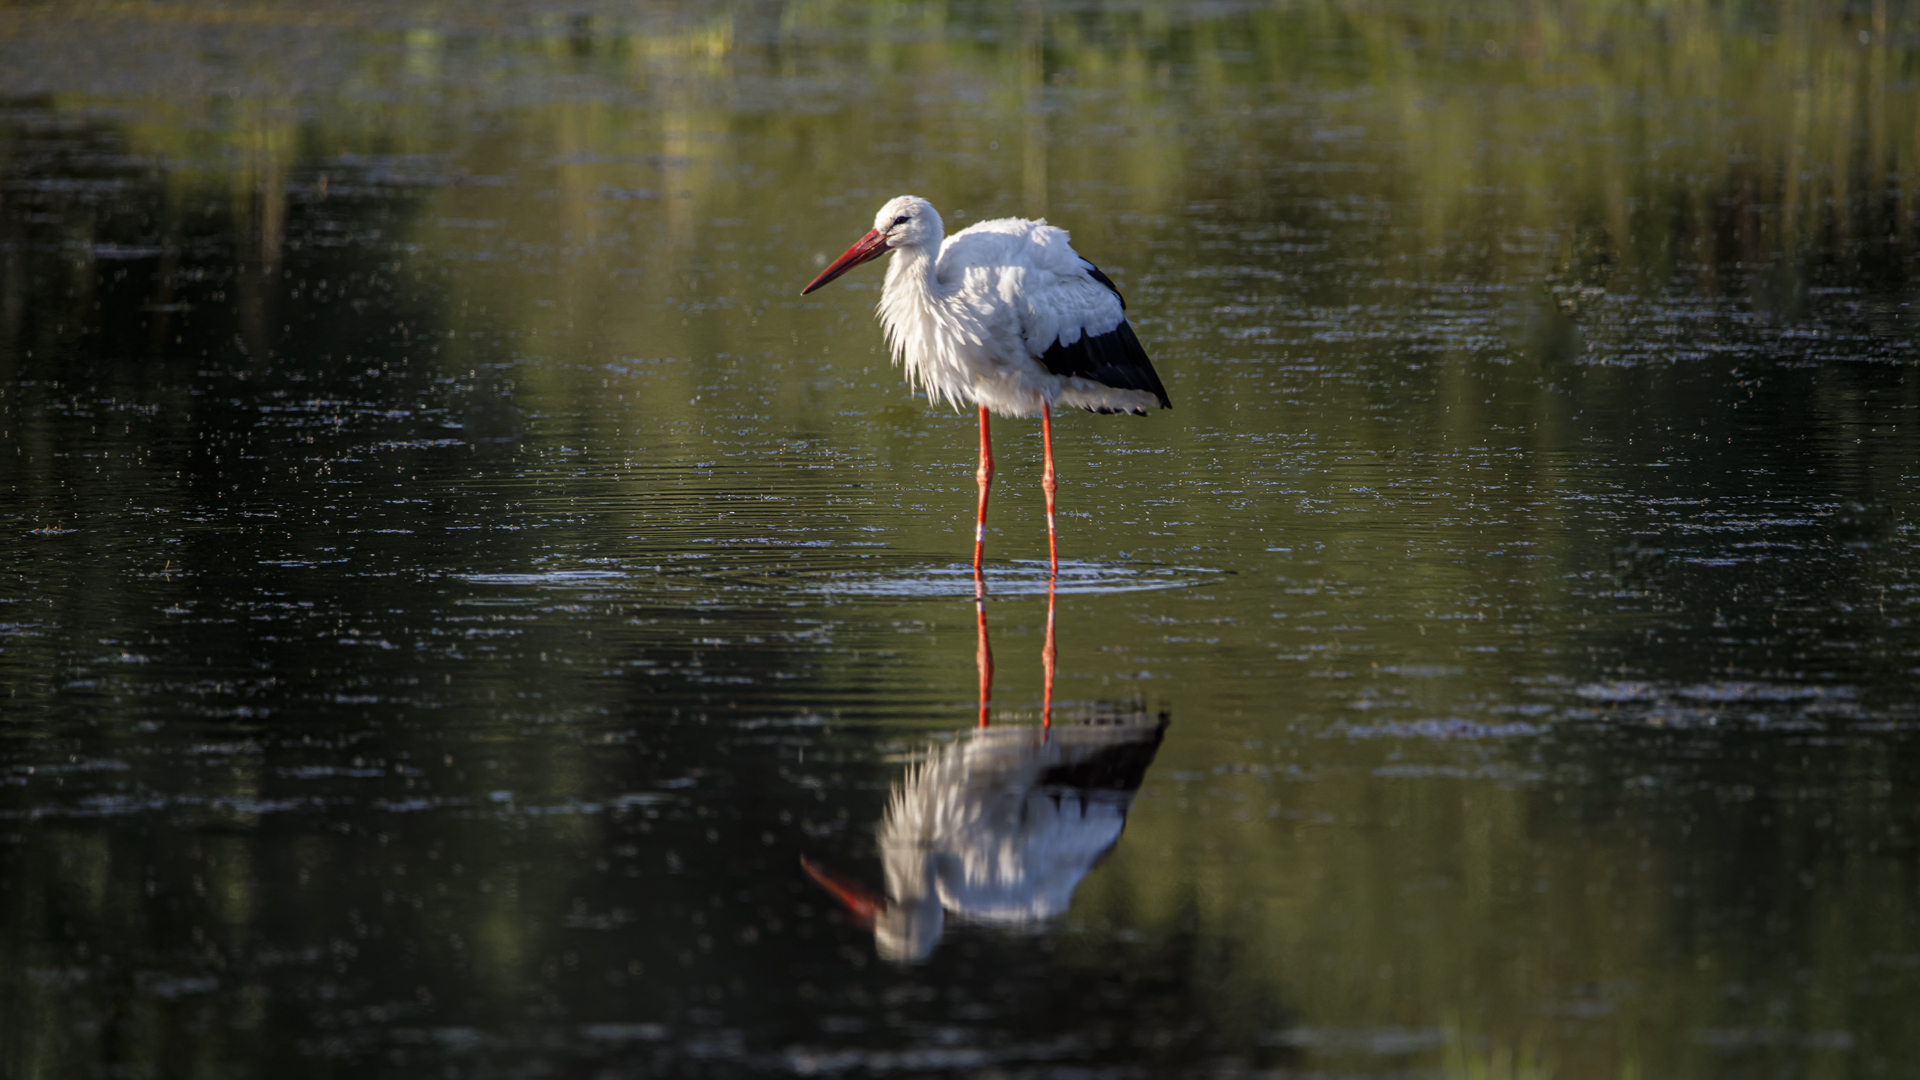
[870,195,940,250]
[800,195,942,295]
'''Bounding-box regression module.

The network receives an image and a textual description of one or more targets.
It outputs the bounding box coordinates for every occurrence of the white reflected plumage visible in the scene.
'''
[871,713,1166,963]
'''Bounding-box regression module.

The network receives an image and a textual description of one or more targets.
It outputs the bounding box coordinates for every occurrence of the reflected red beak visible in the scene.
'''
[801,856,886,928]
[800,229,889,295]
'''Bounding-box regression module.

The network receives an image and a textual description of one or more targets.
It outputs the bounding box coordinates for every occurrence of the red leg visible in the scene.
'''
[1041,402,1058,578]
[973,406,995,579]
[976,589,994,729]
[1041,578,1056,731]
[973,406,995,728]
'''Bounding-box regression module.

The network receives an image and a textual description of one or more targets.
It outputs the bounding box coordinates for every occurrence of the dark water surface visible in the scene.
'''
[5,1,1920,1076]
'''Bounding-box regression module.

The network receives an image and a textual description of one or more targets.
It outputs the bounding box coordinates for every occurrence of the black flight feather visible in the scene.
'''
[1037,320,1172,413]
[1082,261,1126,310]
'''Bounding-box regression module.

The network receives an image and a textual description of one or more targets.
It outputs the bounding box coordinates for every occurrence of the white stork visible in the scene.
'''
[800,195,1172,577]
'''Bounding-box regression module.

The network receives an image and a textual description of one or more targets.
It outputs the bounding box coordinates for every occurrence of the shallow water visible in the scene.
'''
[3,1,1920,1077]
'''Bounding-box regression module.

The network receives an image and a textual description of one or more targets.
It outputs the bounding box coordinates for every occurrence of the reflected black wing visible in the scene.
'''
[1039,724,1167,793]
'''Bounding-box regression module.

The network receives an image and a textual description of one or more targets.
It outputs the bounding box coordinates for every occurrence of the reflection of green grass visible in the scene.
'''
[1442,1016,1558,1080]
[10,0,1913,398]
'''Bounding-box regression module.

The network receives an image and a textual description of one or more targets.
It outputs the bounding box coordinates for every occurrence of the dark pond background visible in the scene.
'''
[3,1,1920,1076]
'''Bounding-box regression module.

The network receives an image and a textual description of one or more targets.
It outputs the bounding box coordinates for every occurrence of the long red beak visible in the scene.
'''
[800,229,889,295]
[800,856,886,928]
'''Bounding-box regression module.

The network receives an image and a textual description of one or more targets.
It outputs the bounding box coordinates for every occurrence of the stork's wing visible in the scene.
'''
[940,221,1171,411]
[1030,265,1170,411]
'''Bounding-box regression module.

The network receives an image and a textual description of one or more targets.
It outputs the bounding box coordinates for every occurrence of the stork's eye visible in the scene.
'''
[891,215,911,227]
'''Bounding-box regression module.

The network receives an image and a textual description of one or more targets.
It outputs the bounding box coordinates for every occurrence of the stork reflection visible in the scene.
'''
[806,581,1167,963]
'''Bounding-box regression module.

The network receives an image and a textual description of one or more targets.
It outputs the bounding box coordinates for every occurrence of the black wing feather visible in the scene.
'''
[1082,260,1126,310]
[1036,320,1173,413]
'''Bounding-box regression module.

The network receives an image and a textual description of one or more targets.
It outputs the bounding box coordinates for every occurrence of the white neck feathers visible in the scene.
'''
[877,236,973,409]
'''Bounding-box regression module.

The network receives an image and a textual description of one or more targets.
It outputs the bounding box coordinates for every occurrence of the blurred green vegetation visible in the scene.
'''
[7,0,1916,465]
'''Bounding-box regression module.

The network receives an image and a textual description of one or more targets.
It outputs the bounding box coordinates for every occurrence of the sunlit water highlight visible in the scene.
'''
[819,560,1212,598]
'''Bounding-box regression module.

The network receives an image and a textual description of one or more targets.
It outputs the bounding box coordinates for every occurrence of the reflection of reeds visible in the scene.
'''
[7,1,1911,397]
[1440,1014,1564,1080]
